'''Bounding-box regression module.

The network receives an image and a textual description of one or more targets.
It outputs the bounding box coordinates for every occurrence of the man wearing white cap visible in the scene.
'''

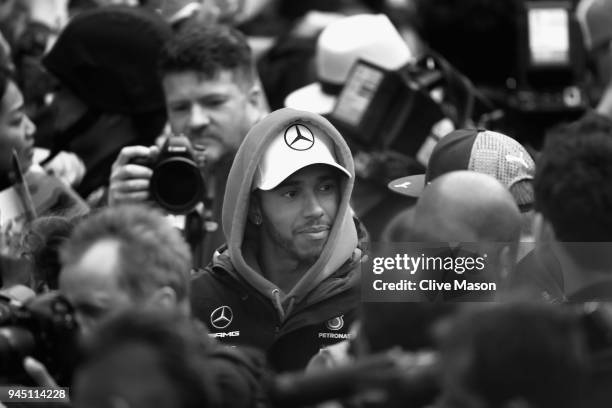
[284,13,420,240]
[191,108,366,372]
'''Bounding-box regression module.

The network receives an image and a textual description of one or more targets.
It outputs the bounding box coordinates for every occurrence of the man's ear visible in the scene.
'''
[148,286,177,310]
[499,243,518,281]
[246,76,269,119]
[533,212,557,243]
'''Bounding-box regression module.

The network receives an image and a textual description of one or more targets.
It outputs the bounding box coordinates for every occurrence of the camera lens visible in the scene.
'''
[0,327,35,375]
[150,157,205,214]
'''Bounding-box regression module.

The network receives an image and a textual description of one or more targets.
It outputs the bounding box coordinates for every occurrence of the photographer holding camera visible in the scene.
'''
[109,21,266,267]
[2,204,267,406]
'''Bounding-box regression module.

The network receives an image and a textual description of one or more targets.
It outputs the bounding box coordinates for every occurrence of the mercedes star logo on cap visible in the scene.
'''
[210,305,233,329]
[284,124,315,151]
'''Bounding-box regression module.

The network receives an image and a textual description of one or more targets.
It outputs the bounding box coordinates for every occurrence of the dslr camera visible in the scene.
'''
[0,292,78,385]
[132,135,206,214]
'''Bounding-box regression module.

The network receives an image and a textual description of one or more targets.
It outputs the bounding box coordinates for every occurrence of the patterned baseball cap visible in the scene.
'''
[388,129,535,209]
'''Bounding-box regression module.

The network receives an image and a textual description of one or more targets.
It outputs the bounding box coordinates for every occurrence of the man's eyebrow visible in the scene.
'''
[275,179,301,189]
[318,174,338,182]
[9,101,24,113]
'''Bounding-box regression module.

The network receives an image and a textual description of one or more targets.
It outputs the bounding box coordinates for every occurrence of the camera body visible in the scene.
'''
[133,135,206,214]
[0,292,78,385]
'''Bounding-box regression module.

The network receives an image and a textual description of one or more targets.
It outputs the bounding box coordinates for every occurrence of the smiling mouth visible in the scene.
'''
[298,225,330,234]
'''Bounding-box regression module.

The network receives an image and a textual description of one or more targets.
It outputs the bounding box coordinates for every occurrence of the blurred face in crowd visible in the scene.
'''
[163,69,259,168]
[72,342,181,408]
[438,349,486,408]
[0,80,36,174]
[254,164,341,264]
[59,239,133,335]
[47,86,88,135]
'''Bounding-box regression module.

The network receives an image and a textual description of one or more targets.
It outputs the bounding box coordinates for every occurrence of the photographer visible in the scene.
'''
[109,21,267,267]
[10,204,267,406]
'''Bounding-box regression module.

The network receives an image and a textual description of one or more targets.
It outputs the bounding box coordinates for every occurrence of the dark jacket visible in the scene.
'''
[192,229,365,372]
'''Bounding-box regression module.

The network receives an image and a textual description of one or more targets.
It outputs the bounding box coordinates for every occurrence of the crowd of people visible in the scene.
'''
[1,0,612,407]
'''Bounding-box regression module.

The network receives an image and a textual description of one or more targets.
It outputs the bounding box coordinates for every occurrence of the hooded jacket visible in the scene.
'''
[191,108,366,372]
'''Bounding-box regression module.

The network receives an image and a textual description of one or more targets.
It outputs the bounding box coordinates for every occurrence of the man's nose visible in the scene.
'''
[75,313,95,337]
[189,104,210,130]
[303,192,325,219]
[24,115,36,140]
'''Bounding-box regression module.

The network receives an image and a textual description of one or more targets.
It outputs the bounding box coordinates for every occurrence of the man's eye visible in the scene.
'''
[169,104,189,112]
[10,115,24,126]
[320,182,338,192]
[282,190,297,199]
[205,98,226,107]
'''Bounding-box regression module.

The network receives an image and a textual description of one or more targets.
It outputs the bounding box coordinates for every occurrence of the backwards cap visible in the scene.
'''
[389,129,535,209]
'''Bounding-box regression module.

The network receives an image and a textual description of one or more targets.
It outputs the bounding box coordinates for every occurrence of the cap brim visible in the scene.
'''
[388,175,426,197]
[258,161,351,191]
[284,83,337,115]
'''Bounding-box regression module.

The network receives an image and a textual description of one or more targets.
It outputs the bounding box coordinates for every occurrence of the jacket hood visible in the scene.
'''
[222,108,358,309]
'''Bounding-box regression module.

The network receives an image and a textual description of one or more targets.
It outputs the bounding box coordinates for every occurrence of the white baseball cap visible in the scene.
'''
[253,122,351,191]
[284,14,414,114]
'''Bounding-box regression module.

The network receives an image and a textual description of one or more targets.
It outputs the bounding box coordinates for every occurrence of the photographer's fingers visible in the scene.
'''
[109,146,155,206]
[109,176,151,204]
[110,164,153,182]
[111,145,151,169]
[23,356,58,388]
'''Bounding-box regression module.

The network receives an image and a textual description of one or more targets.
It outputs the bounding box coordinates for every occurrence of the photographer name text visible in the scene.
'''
[370,254,496,293]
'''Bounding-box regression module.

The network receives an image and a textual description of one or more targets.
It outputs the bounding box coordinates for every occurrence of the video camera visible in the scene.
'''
[0,292,78,386]
[328,52,495,175]
[131,135,206,215]
[511,0,588,112]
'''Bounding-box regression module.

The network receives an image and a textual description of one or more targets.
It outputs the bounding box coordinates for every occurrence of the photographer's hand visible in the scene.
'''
[23,356,58,388]
[108,146,159,206]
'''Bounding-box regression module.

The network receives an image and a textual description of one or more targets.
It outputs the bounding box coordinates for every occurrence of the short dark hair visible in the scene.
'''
[436,303,587,408]
[158,22,254,87]
[77,309,219,408]
[60,205,192,302]
[534,115,612,266]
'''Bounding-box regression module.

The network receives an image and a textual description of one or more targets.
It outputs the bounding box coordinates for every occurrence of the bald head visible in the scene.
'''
[412,171,521,243]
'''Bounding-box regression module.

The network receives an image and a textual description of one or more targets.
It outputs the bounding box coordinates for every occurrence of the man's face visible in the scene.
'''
[256,164,341,263]
[59,240,133,336]
[0,80,36,174]
[162,69,257,168]
[72,342,182,408]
